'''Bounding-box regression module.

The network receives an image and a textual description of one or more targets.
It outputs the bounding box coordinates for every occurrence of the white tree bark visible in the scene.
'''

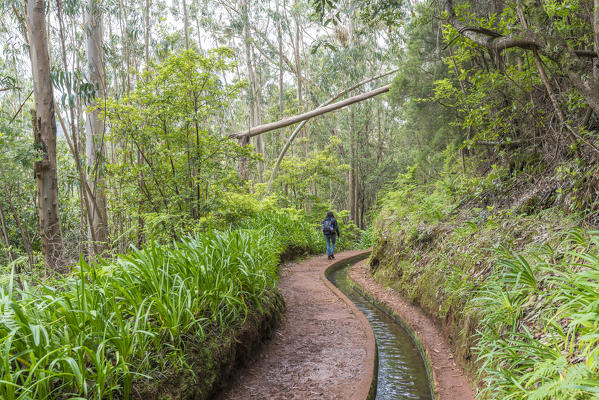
[86,0,109,254]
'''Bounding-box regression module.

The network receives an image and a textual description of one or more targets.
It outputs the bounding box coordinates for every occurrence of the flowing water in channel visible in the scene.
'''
[327,257,433,400]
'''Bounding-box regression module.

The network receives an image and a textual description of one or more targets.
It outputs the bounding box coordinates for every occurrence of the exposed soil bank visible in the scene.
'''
[218,250,374,400]
[134,288,285,400]
[348,260,475,400]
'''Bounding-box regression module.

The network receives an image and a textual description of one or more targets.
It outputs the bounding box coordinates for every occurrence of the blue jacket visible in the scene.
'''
[322,217,340,236]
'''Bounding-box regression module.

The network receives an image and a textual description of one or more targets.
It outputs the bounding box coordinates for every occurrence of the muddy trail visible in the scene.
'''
[218,251,474,400]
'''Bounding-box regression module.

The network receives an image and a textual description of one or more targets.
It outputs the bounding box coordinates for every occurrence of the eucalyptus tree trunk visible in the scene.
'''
[26,0,65,273]
[347,7,358,225]
[56,0,96,255]
[182,0,190,50]
[349,105,357,224]
[276,0,283,119]
[117,0,131,93]
[255,65,265,181]
[231,84,390,138]
[86,0,109,254]
[293,0,303,141]
[237,0,255,181]
[145,0,150,65]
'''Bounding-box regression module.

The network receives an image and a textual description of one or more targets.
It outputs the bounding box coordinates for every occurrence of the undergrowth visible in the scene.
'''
[369,160,599,399]
[0,208,321,399]
[473,229,599,399]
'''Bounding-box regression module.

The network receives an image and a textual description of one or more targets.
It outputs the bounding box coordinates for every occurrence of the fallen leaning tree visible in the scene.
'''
[229,84,391,140]
[229,70,396,190]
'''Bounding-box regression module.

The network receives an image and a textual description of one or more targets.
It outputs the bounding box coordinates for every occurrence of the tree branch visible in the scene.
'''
[444,0,599,116]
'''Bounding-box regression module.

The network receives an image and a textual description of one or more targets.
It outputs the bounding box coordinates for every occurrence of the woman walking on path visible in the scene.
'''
[322,211,340,260]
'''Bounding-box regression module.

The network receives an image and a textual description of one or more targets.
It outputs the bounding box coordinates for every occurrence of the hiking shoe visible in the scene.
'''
[331,254,335,259]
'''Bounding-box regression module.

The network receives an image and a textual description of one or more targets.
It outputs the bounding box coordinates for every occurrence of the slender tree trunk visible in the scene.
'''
[145,0,150,65]
[117,0,131,93]
[182,0,190,50]
[195,0,204,51]
[86,0,109,255]
[255,68,265,181]
[349,105,357,224]
[237,0,256,181]
[594,0,599,59]
[56,0,98,256]
[301,27,310,159]
[348,2,358,225]
[293,1,303,141]
[26,0,65,273]
[139,0,150,242]
[276,0,284,119]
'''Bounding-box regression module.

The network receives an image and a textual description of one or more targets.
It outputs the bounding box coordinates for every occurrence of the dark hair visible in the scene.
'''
[326,211,334,218]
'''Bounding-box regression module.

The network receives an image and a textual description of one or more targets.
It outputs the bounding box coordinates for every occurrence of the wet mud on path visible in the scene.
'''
[218,250,373,400]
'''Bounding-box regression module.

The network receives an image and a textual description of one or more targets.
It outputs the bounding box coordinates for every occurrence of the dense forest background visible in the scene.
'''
[1,0,408,273]
[2,0,599,397]
[4,0,599,274]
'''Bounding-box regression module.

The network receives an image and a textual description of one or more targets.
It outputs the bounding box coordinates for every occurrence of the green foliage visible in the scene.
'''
[370,162,599,398]
[0,209,319,398]
[237,207,322,254]
[387,3,461,186]
[473,230,599,399]
[103,49,252,244]
[376,162,461,240]
[270,136,349,210]
[0,116,72,268]
[358,223,374,249]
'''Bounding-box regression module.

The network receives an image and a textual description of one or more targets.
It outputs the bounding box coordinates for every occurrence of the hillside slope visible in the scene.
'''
[367,168,599,398]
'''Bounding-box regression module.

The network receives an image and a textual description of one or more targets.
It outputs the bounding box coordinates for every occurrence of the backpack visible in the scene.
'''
[322,218,335,235]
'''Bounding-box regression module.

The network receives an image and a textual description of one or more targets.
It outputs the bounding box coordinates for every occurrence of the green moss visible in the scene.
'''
[134,288,285,400]
[368,205,579,389]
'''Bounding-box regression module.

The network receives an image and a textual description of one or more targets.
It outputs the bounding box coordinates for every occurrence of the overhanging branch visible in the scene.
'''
[230,84,391,139]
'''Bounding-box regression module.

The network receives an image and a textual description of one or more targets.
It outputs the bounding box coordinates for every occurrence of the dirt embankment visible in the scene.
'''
[218,250,374,400]
[349,260,475,400]
[135,288,285,399]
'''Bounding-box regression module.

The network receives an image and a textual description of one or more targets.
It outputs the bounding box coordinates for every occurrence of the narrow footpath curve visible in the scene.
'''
[349,260,475,400]
[218,250,374,400]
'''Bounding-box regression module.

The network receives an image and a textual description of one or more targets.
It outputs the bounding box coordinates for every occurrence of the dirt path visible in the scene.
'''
[218,250,374,400]
[349,260,475,400]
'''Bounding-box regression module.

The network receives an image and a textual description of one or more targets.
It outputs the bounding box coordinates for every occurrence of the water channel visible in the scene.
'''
[326,256,433,400]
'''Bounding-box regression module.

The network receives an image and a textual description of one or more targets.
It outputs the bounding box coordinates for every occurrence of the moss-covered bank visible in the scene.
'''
[367,205,591,396]
[135,287,285,399]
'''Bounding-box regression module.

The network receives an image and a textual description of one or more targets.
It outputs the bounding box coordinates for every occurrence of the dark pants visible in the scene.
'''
[325,234,336,257]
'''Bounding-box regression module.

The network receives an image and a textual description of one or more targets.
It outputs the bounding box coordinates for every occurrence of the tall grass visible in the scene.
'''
[0,229,281,399]
[236,209,321,254]
[473,229,599,399]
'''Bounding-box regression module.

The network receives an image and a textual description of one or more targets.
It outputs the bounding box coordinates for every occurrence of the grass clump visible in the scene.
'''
[0,228,285,399]
[473,229,599,399]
